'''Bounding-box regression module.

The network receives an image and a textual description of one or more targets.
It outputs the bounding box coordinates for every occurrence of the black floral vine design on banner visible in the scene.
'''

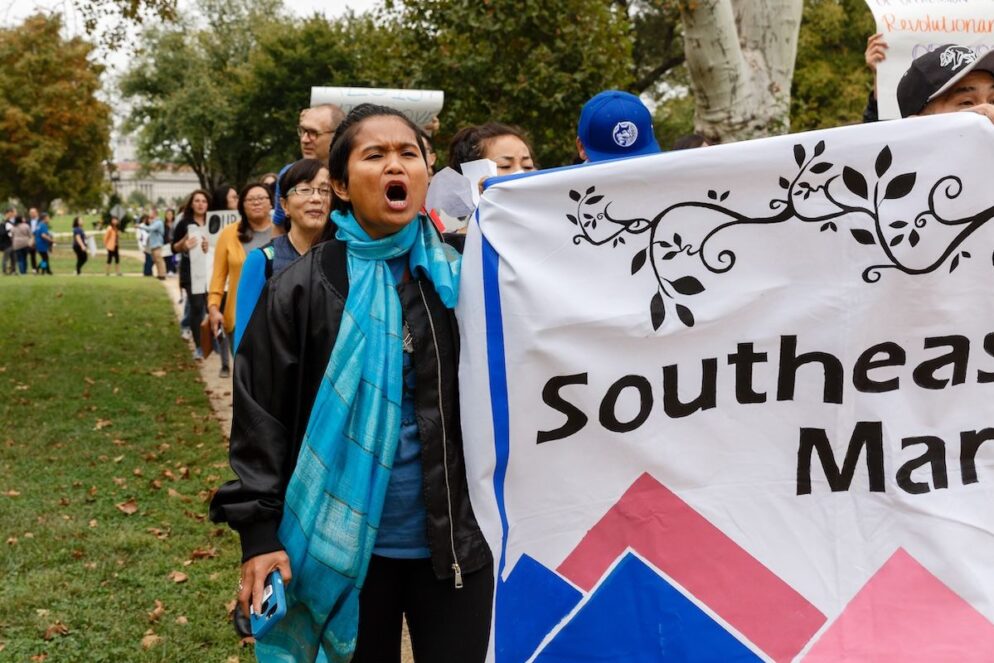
[566,141,994,329]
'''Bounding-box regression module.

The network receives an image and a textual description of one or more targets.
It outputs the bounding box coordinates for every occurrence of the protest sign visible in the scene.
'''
[187,225,208,295]
[309,86,444,127]
[458,114,994,662]
[867,0,994,119]
[206,209,239,249]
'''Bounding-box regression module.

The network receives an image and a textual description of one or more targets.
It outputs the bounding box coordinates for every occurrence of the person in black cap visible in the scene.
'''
[865,42,994,123]
[576,90,661,163]
[897,45,994,121]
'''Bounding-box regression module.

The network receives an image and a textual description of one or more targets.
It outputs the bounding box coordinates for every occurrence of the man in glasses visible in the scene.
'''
[272,103,345,233]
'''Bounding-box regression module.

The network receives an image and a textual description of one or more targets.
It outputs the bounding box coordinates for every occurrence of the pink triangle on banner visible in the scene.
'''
[805,548,994,662]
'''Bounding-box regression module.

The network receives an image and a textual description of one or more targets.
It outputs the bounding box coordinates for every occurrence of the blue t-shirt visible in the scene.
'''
[73,226,86,248]
[34,222,51,253]
[374,257,430,558]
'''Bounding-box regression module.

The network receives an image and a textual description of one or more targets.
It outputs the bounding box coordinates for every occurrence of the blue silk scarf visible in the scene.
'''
[256,210,460,662]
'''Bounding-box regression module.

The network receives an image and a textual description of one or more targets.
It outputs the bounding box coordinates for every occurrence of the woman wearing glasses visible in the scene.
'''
[211,104,492,663]
[233,159,331,351]
[207,182,274,377]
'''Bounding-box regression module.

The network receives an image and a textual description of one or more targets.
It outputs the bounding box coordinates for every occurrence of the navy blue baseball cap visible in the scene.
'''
[577,90,661,162]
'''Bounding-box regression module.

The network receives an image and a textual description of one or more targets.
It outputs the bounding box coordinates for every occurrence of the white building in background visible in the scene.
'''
[107,134,201,207]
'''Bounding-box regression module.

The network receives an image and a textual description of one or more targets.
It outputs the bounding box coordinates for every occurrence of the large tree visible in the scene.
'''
[678,0,803,142]
[0,14,111,210]
[377,0,635,167]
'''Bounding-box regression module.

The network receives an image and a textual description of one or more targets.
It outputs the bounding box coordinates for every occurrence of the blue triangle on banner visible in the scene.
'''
[496,554,583,663]
[533,553,761,663]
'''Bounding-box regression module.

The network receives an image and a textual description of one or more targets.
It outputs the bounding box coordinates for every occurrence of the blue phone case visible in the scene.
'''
[250,571,287,639]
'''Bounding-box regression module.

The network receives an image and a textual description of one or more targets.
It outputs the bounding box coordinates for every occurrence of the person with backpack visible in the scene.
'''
[232,159,331,351]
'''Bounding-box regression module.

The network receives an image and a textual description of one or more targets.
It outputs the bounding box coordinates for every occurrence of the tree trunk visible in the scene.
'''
[680,0,802,143]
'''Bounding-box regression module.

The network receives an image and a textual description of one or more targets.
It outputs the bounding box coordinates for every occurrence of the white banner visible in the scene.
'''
[309,86,444,127]
[458,114,994,662]
[867,0,994,119]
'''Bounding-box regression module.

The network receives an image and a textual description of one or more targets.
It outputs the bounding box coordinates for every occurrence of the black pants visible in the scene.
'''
[352,556,493,663]
[186,291,206,352]
[74,247,88,274]
[37,251,51,274]
[28,246,36,270]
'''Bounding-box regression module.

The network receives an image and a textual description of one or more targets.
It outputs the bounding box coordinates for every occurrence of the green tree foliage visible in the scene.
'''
[0,14,111,210]
[236,13,381,174]
[120,0,287,190]
[73,0,177,48]
[377,0,635,167]
[121,0,384,187]
[790,0,876,131]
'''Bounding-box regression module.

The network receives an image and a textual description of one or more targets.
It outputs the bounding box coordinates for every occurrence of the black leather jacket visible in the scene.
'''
[209,234,491,585]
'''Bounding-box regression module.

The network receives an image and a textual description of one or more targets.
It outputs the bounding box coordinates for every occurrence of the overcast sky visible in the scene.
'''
[1,0,383,72]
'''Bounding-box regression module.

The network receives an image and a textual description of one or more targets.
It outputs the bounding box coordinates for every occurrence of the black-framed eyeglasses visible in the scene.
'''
[297,126,334,140]
[287,185,332,199]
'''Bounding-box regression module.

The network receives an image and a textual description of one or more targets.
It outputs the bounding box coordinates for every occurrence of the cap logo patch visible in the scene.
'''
[940,45,976,71]
[612,121,638,147]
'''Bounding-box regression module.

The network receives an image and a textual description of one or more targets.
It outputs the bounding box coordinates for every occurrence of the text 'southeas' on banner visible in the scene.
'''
[457,114,994,663]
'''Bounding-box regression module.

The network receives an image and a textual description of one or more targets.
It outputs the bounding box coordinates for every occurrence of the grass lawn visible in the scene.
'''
[48,215,104,234]
[39,245,146,276]
[0,276,247,661]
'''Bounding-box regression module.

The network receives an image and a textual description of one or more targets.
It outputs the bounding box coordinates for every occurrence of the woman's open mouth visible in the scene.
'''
[385,182,408,211]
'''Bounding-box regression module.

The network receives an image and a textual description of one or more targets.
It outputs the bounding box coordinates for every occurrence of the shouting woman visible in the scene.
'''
[211,104,492,662]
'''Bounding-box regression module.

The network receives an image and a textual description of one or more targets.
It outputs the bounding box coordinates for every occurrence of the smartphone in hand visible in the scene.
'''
[250,570,287,639]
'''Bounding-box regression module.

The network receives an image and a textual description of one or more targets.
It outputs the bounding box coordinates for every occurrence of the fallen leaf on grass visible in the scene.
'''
[183,510,206,522]
[112,455,124,463]
[112,477,127,487]
[190,547,217,560]
[167,488,191,503]
[240,636,255,647]
[149,480,162,490]
[115,498,139,515]
[84,562,97,570]
[175,615,188,625]
[112,438,126,446]
[83,377,95,385]
[168,571,188,584]
[3,490,19,497]
[140,630,161,650]
[71,550,84,559]
[88,519,98,528]
[58,497,70,506]
[146,527,170,540]
[163,469,176,481]
[15,384,29,391]
[147,600,165,623]
[42,622,69,640]
[94,419,112,430]
[132,468,143,477]
[24,532,33,539]
[150,370,167,378]
[199,488,217,503]
[6,537,17,545]
[30,653,47,662]
[35,609,50,617]
[225,599,237,615]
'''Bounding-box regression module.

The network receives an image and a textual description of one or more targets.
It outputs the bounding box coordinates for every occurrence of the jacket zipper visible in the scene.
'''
[418,281,463,589]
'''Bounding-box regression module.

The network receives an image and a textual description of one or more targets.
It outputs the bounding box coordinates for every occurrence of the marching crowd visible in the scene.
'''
[3,39,994,663]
